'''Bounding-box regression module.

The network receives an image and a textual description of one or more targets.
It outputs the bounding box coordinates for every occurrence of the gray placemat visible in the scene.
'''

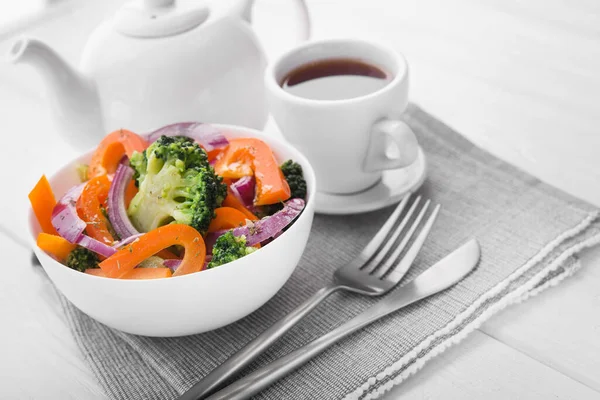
[59,104,600,400]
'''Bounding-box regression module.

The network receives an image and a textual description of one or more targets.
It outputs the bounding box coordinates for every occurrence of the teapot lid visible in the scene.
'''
[114,0,210,38]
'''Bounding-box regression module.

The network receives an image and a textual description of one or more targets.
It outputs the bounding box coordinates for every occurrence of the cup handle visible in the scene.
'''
[363,119,419,173]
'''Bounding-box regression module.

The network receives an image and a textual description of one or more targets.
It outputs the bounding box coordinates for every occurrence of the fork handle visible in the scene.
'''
[178,284,340,400]
[205,286,422,400]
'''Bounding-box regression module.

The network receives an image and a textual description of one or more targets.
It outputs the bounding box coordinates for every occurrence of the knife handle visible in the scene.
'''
[206,285,421,400]
[206,239,480,400]
[178,284,340,400]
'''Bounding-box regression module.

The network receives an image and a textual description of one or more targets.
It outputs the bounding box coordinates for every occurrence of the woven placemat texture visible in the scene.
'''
[60,104,600,399]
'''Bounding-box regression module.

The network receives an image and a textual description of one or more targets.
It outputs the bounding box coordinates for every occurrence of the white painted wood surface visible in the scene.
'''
[393,331,600,400]
[1,0,600,399]
[0,234,105,400]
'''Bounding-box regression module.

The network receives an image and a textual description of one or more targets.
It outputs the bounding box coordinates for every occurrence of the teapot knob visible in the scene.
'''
[114,0,209,38]
[143,0,175,8]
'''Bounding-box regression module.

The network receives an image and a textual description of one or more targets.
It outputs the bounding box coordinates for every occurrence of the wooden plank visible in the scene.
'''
[0,232,105,400]
[387,330,600,400]
[481,245,600,393]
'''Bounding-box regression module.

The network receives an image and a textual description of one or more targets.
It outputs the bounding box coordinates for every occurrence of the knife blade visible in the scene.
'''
[206,239,481,400]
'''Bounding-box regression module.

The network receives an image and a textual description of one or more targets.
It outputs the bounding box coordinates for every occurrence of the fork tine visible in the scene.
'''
[380,204,441,281]
[373,199,431,278]
[362,196,422,273]
[354,195,411,266]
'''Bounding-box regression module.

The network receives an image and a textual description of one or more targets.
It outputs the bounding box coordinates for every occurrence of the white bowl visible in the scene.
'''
[28,125,316,337]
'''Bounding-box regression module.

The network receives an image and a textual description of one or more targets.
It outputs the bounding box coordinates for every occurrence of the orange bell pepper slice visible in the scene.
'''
[76,175,115,245]
[89,129,148,178]
[214,144,253,179]
[99,224,205,278]
[208,207,250,232]
[222,189,259,220]
[112,242,179,260]
[222,189,258,221]
[37,233,76,261]
[214,138,291,206]
[29,175,58,235]
[206,147,224,163]
[85,268,172,279]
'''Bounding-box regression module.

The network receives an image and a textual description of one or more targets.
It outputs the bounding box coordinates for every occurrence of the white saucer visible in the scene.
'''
[315,147,427,215]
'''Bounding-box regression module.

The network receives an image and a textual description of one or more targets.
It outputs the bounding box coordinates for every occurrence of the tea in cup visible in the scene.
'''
[265,38,419,194]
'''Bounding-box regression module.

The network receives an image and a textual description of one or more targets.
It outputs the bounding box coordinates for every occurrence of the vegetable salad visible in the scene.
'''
[30,123,307,279]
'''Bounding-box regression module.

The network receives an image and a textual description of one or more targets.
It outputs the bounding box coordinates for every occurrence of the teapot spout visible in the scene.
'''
[8,37,104,149]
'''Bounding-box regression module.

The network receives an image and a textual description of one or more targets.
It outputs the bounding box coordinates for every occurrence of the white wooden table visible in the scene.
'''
[1,1,600,398]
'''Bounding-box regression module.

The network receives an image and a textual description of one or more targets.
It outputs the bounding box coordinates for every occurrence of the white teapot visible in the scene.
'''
[8,0,310,149]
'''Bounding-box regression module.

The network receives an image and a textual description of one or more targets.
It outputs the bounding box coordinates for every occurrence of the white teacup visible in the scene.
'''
[265,38,419,194]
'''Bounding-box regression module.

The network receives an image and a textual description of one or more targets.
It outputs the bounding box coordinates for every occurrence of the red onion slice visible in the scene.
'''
[51,183,86,243]
[145,123,229,151]
[51,182,117,258]
[205,198,305,251]
[230,176,256,208]
[76,235,116,258]
[112,233,144,249]
[108,163,140,239]
[163,259,181,272]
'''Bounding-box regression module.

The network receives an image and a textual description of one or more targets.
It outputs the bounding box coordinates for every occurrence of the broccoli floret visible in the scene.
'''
[127,136,227,234]
[208,232,256,269]
[280,160,307,199]
[66,247,99,272]
[130,150,147,186]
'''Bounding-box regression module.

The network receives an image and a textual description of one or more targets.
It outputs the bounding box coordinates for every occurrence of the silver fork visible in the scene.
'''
[179,194,441,400]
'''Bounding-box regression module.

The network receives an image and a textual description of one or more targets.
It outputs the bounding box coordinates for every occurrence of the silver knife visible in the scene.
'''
[206,239,481,400]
